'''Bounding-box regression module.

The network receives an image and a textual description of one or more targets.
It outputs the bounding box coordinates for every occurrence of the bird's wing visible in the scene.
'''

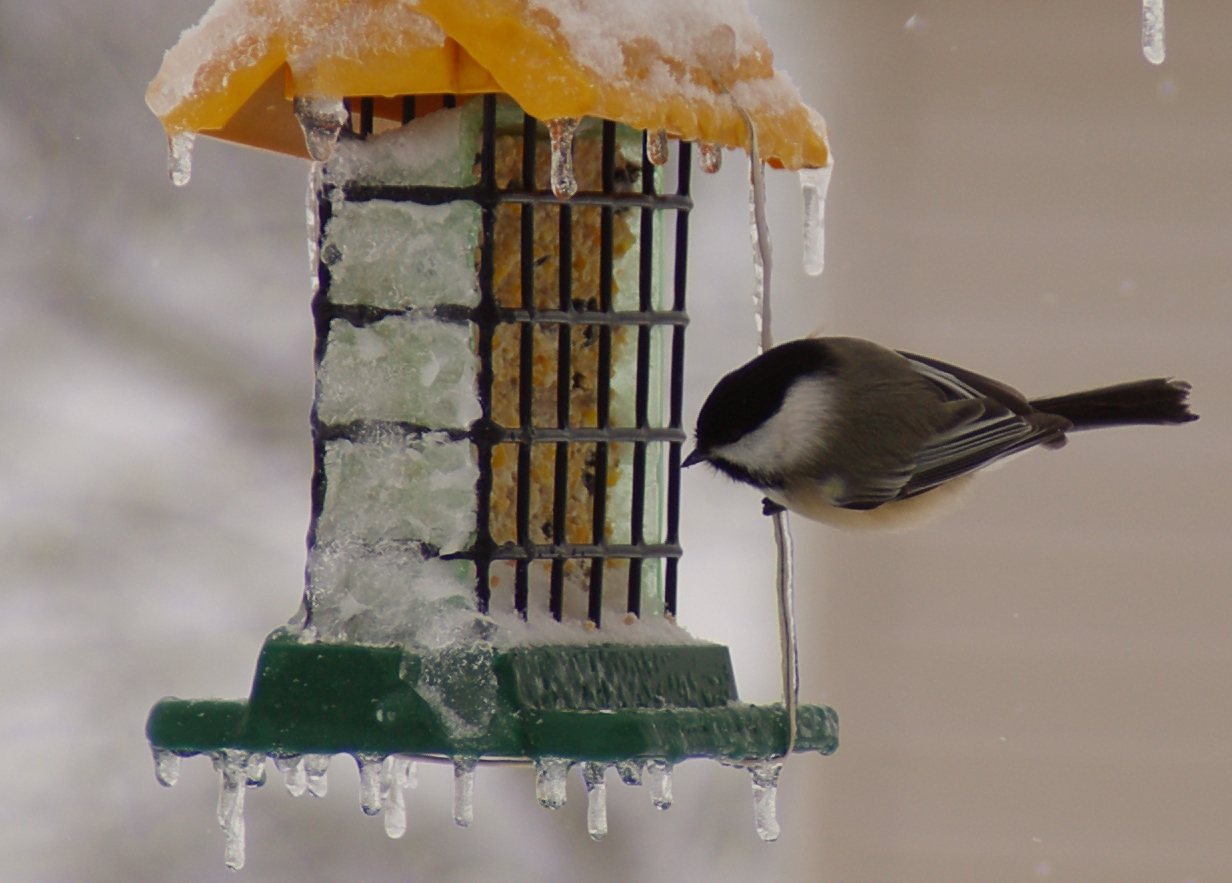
[888,354,1069,501]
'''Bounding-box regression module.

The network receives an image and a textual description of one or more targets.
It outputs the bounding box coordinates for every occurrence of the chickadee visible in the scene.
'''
[684,337,1197,529]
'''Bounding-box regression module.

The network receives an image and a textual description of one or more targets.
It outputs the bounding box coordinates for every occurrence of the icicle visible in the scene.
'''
[294,96,349,163]
[1142,0,1165,64]
[213,750,254,870]
[534,757,570,809]
[303,753,331,798]
[453,758,476,827]
[357,754,383,815]
[645,759,673,810]
[380,756,414,839]
[581,763,608,840]
[647,129,670,166]
[699,142,723,174]
[166,131,195,187]
[274,755,307,797]
[799,164,833,277]
[547,118,580,199]
[615,760,643,786]
[749,761,783,842]
[152,746,180,787]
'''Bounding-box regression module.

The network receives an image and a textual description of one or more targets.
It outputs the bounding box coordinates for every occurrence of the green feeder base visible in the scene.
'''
[147,630,838,762]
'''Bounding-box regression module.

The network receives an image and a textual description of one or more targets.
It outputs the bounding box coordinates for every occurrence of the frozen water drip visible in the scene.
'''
[1142,0,1165,64]
[699,142,722,174]
[648,129,670,166]
[295,96,349,162]
[581,763,608,840]
[381,756,415,839]
[357,754,383,815]
[615,760,643,786]
[152,746,181,787]
[547,118,581,199]
[646,759,673,809]
[453,758,477,827]
[274,755,307,797]
[535,757,570,809]
[749,761,783,842]
[798,164,832,276]
[166,131,195,187]
[214,750,265,870]
[303,754,331,798]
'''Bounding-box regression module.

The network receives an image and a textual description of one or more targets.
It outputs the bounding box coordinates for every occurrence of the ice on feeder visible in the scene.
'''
[274,755,307,797]
[646,759,673,809]
[152,746,181,787]
[214,750,263,871]
[749,760,782,842]
[699,142,723,174]
[799,164,833,276]
[323,104,482,190]
[357,754,383,815]
[381,756,416,839]
[647,129,670,166]
[304,754,331,798]
[315,434,478,554]
[1142,0,1165,65]
[582,763,608,840]
[316,316,481,427]
[322,201,481,310]
[615,759,643,786]
[453,758,476,827]
[295,96,349,163]
[547,118,580,199]
[166,131,195,187]
[535,757,571,809]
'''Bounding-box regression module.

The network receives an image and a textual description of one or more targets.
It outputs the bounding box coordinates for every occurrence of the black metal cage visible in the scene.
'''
[309,94,692,628]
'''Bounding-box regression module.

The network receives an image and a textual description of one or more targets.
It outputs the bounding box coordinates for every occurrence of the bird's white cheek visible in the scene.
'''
[711,376,835,477]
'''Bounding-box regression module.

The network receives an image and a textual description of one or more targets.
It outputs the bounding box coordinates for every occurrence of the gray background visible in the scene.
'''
[2,1,1230,881]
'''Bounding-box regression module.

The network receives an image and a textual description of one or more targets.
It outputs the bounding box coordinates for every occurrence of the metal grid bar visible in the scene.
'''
[471,95,500,614]
[310,94,693,628]
[665,141,692,617]
[359,98,374,136]
[515,111,537,620]
[586,121,617,627]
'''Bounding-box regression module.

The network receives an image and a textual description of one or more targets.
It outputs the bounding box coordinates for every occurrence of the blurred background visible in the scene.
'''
[2,1,1230,881]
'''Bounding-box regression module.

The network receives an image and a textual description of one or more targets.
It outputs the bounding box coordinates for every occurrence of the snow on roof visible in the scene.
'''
[148,0,829,169]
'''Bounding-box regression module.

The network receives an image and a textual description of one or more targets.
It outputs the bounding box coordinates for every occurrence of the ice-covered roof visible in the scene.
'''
[147,0,830,169]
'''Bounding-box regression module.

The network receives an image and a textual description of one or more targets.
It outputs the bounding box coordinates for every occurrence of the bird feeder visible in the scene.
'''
[144,0,837,865]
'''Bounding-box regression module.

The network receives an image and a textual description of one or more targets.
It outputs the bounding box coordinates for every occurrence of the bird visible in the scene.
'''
[683,337,1197,529]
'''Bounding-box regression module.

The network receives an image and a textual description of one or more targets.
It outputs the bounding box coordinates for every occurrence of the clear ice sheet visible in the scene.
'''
[315,433,478,553]
[322,200,480,310]
[798,164,832,277]
[1142,0,1165,64]
[315,315,481,427]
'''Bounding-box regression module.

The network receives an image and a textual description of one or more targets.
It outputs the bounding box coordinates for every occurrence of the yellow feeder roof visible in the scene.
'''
[148,0,830,169]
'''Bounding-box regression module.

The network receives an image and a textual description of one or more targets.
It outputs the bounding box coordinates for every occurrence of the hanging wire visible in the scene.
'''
[731,98,800,756]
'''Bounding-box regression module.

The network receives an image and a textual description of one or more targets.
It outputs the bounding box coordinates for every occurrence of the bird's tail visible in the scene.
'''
[1030,379,1198,431]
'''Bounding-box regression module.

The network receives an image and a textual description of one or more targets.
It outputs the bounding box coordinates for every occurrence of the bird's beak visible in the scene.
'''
[682,448,707,468]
